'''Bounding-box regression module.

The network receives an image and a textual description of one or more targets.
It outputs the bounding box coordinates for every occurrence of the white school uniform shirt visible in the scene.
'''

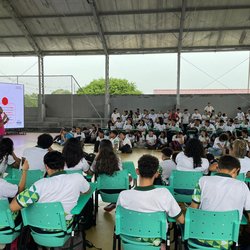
[121,115,128,122]
[148,113,158,122]
[236,112,245,121]
[120,137,132,148]
[117,187,182,224]
[160,160,177,183]
[191,113,202,120]
[0,178,18,199]
[64,158,89,172]
[238,157,250,174]
[123,124,133,130]
[158,136,168,145]
[204,105,214,113]
[111,112,120,122]
[22,147,49,171]
[223,124,235,133]
[137,124,148,131]
[115,121,124,129]
[154,123,166,131]
[213,137,226,149]
[182,113,190,124]
[16,172,90,220]
[126,134,135,144]
[0,156,8,174]
[146,134,157,145]
[176,151,209,173]
[74,132,85,141]
[192,174,250,219]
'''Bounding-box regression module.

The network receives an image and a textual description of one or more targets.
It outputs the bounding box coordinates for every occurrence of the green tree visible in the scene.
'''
[25,93,38,107]
[77,78,142,95]
[51,89,71,94]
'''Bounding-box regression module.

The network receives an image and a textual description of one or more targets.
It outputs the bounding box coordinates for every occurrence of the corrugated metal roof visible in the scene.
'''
[0,0,249,56]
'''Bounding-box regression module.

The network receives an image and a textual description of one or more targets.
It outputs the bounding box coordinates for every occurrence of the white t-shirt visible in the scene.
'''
[158,136,168,145]
[223,124,235,133]
[191,113,202,120]
[115,122,124,129]
[148,114,158,122]
[64,158,89,172]
[137,124,148,131]
[192,175,250,219]
[154,123,166,131]
[117,187,181,218]
[111,112,120,122]
[22,147,49,171]
[17,172,90,220]
[123,124,133,130]
[176,151,209,173]
[182,113,190,124]
[204,105,214,113]
[0,156,8,174]
[146,134,157,145]
[239,157,250,174]
[213,137,227,149]
[160,160,177,183]
[74,132,85,141]
[0,178,18,199]
[120,137,132,148]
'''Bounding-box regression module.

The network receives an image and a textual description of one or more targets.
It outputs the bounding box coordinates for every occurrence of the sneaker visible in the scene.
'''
[104,203,116,212]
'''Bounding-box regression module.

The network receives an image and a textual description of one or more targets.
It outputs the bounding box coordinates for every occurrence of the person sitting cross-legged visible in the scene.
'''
[10,151,90,225]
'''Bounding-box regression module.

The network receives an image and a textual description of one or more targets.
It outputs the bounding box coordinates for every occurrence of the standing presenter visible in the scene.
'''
[0,107,9,141]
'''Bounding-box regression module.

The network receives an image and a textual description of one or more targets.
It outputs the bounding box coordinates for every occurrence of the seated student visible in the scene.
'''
[117,155,184,249]
[198,130,210,149]
[137,119,148,134]
[0,159,28,200]
[109,130,120,152]
[190,155,250,249]
[62,138,90,173]
[60,128,74,146]
[208,133,228,156]
[206,153,218,173]
[74,127,85,146]
[135,131,146,148]
[126,131,136,147]
[10,151,90,223]
[94,130,106,153]
[157,131,168,150]
[0,138,20,173]
[154,117,166,132]
[230,139,250,176]
[114,117,124,130]
[90,139,122,212]
[146,130,157,149]
[176,138,209,173]
[171,131,184,151]
[22,133,53,171]
[123,118,133,132]
[160,147,176,185]
[119,132,132,153]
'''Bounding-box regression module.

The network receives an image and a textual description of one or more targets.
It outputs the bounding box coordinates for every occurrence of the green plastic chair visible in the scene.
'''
[184,208,240,250]
[122,161,137,186]
[0,199,21,245]
[114,205,167,250]
[21,202,72,248]
[169,170,203,203]
[96,169,129,203]
[4,169,44,188]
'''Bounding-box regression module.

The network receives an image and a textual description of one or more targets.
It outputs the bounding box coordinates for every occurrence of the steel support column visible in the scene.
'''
[38,55,45,121]
[176,0,187,108]
[105,55,110,119]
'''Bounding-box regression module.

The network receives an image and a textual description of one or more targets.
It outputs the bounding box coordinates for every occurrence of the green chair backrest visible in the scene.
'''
[6,169,44,188]
[0,199,15,229]
[169,170,203,190]
[65,170,83,175]
[21,202,68,232]
[184,208,240,242]
[97,169,129,190]
[115,205,166,240]
[122,161,137,180]
[211,172,245,181]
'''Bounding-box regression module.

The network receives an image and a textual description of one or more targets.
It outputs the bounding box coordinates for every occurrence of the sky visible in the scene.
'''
[0,51,249,94]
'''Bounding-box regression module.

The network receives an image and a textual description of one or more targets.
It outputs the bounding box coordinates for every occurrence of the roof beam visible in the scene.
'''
[0,26,249,39]
[0,0,41,55]
[0,44,249,57]
[87,0,108,55]
[1,4,250,20]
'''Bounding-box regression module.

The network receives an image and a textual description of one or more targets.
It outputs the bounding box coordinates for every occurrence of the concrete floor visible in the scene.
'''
[8,133,163,250]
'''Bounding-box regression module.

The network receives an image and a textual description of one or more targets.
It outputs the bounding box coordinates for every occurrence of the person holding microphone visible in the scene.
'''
[0,107,9,141]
